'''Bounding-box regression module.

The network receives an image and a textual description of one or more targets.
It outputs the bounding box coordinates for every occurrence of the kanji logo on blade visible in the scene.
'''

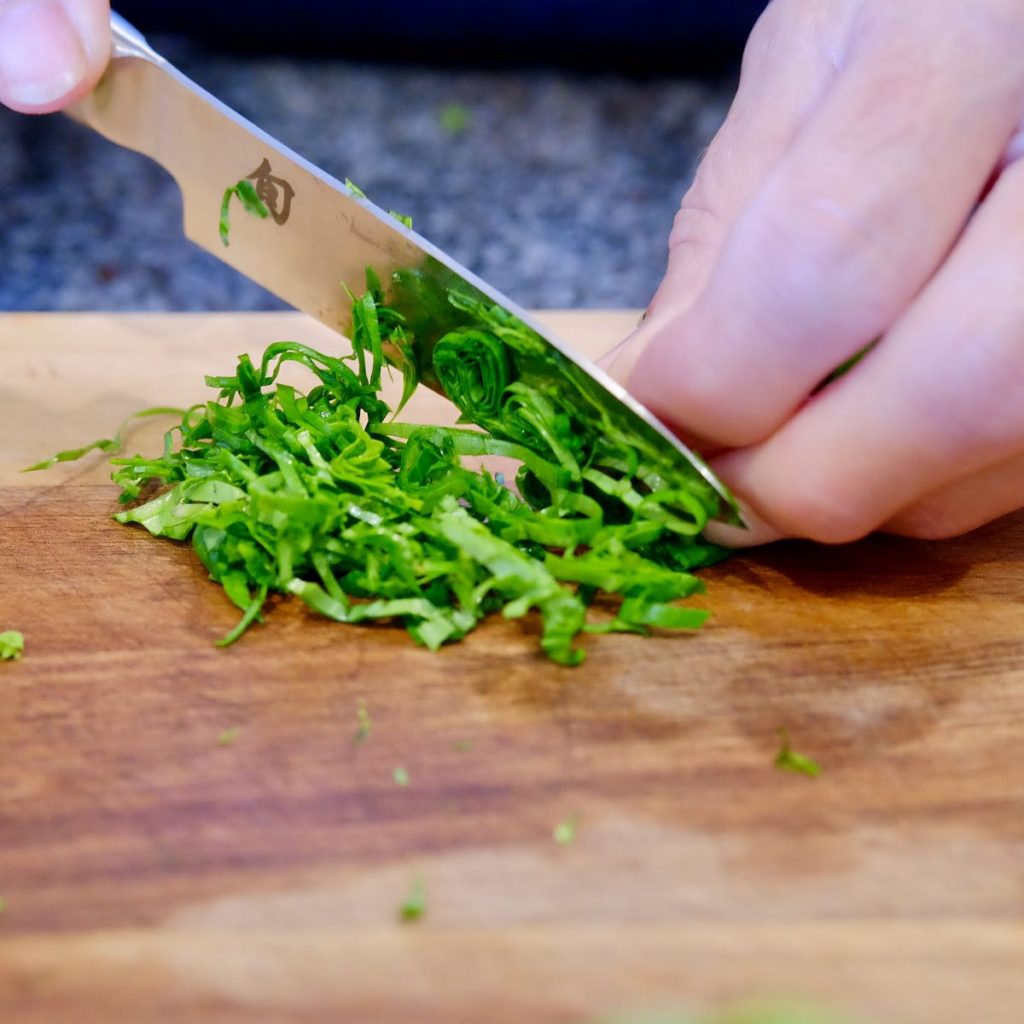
[246,158,295,225]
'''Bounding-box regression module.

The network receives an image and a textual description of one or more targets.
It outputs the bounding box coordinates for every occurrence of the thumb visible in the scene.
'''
[0,0,110,114]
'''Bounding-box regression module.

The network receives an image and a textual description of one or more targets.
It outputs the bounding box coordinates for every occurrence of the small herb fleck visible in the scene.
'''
[452,739,473,753]
[217,727,240,747]
[0,631,24,662]
[0,896,7,914]
[774,729,821,778]
[354,699,372,746]
[439,103,472,137]
[399,876,426,922]
[344,177,367,200]
[553,815,579,844]
[343,177,411,228]
[393,766,410,787]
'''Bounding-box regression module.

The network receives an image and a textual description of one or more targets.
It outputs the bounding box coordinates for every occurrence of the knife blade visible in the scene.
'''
[67,13,738,520]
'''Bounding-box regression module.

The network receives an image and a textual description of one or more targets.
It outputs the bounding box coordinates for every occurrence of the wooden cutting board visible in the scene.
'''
[1,312,1022,1024]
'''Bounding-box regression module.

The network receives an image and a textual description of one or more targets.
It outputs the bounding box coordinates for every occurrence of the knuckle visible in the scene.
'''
[743,188,903,327]
[768,474,875,544]
[646,336,759,448]
[669,187,723,253]
[890,504,965,542]
[909,322,1024,455]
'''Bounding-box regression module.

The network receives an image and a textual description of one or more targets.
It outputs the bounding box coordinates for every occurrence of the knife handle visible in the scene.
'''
[66,14,181,178]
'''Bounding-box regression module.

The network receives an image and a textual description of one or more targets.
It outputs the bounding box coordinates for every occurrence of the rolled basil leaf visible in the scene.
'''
[431,327,510,422]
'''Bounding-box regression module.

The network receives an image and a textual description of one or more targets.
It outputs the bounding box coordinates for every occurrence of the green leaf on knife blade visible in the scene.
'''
[220,179,270,246]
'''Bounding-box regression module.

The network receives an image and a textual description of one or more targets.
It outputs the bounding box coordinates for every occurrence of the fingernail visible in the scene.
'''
[598,314,657,387]
[0,0,87,109]
[703,500,783,548]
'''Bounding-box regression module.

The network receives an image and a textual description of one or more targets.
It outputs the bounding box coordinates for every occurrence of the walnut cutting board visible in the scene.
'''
[1,312,1022,1024]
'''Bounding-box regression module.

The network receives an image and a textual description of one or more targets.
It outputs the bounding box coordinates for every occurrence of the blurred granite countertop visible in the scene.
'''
[0,39,735,313]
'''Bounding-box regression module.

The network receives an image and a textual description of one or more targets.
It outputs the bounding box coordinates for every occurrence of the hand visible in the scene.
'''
[0,0,109,113]
[615,0,1024,546]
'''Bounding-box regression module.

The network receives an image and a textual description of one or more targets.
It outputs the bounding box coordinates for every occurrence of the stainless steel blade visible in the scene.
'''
[66,13,738,517]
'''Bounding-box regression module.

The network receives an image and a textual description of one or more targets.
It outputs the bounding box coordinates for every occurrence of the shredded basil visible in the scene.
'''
[31,269,730,664]
[23,407,186,473]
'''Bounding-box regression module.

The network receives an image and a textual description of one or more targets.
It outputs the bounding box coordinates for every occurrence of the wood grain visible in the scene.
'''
[1,313,1023,1024]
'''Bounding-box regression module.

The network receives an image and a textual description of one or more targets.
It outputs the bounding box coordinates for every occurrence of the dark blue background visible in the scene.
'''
[3,5,758,312]
[114,0,767,70]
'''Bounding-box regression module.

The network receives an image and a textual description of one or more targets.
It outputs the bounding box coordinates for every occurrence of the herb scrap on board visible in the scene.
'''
[0,631,24,662]
[774,729,821,778]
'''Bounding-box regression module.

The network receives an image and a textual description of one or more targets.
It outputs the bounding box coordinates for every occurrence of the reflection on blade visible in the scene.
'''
[361,259,741,529]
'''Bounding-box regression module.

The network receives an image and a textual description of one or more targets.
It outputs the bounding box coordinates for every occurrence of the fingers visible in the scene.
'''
[706,154,1024,544]
[601,0,844,383]
[702,499,784,549]
[630,0,1024,449]
[885,453,1024,540]
[649,0,847,316]
[0,0,110,114]
[707,449,1024,547]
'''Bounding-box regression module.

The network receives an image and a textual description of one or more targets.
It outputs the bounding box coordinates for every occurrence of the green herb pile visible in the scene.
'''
[32,271,731,665]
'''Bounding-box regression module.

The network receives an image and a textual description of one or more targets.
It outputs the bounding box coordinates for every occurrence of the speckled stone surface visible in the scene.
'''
[0,39,735,312]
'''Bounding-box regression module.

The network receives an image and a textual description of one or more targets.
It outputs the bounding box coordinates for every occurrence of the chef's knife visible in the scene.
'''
[67,12,738,517]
